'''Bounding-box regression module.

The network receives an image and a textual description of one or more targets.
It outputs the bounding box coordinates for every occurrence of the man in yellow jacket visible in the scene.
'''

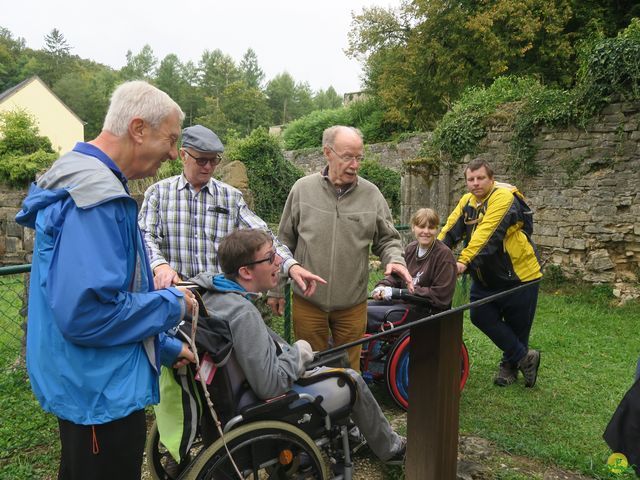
[439,159,542,387]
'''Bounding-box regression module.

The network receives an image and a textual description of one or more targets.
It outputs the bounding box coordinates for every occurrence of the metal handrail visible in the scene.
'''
[0,264,31,275]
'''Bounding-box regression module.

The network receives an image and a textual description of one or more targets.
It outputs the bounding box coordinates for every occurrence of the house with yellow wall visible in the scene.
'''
[0,76,84,154]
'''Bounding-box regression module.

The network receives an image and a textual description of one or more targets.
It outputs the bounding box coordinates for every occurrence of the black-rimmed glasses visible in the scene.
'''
[184,150,222,166]
[328,146,364,163]
[242,250,277,267]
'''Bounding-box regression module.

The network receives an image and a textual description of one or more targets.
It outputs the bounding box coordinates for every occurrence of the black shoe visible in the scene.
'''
[385,438,406,466]
[494,361,518,387]
[518,349,541,387]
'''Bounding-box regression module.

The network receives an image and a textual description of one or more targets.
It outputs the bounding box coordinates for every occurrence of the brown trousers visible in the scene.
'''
[292,294,367,371]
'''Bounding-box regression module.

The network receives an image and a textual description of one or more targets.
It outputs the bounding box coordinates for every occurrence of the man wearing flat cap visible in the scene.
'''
[139,125,324,294]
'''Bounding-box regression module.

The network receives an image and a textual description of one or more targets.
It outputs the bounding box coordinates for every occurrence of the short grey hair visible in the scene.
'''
[102,81,185,136]
[322,125,363,148]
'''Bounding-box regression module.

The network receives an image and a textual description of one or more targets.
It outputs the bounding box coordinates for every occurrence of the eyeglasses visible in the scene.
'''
[184,150,222,167]
[328,146,364,164]
[242,250,277,267]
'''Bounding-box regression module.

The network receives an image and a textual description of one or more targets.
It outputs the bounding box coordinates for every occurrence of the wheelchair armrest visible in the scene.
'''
[239,390,301,419]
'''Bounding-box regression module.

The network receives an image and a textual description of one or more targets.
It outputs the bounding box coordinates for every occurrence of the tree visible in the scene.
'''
[266,72,315,124]
[53,66,119,139]
[220,80,272,136]
[347,0,639,130]
[121,44,157,80]
[239,48,265,89]
[313,86,343,110]
[0,28,27,91]
[155,53,189,106]
[198,49,241,97]
[44,28,71,57]
[266,72,295,124]
[193,96,231,141]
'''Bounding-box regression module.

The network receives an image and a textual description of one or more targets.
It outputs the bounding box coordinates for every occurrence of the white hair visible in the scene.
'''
[322,125,363,148]
[102,81,185,136]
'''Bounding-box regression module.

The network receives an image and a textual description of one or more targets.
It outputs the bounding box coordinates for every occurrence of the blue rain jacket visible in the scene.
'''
[15,143,185,425]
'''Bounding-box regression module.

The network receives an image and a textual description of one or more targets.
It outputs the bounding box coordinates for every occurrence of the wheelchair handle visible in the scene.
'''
[390,288,433,306]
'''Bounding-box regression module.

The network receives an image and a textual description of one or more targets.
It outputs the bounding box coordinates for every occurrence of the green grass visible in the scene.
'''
[0,368,59,479]
[458,284,639,479]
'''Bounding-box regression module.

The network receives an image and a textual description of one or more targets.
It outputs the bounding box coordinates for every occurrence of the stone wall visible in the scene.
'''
[402,101,640,300]
[283,133,429,176]
[0,189,33,265]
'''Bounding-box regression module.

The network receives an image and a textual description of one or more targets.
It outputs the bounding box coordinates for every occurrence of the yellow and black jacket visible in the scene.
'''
[438,182,542,288]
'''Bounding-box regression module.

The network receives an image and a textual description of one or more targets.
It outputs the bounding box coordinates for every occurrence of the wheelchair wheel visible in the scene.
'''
[146,420,203,480]
[384,331,470,410]
[183,420,328,480]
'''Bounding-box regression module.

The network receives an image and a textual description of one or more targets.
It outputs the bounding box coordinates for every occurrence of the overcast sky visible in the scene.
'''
[3,0,400,95]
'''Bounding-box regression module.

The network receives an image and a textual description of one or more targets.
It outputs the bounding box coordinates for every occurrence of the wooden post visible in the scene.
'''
[405,310,463,479]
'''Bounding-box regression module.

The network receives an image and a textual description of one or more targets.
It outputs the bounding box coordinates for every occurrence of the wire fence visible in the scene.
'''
[0,265,29,372]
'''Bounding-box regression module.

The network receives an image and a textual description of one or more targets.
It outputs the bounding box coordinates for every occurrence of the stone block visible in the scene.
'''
[583,271,616,283]
[537,225,558,236]
[536,235,564,248]
[586,249,615,271]
[592,206,617,217]
[4,237,22,254]
[564,238,586,250]
[5,219,22,238]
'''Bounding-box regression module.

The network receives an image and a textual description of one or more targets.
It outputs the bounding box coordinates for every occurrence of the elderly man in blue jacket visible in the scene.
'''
[16,81,198,480]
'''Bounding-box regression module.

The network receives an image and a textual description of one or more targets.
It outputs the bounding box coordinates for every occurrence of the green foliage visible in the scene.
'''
[282,97,404,150]
[226,128,303,223]
[415,20,640,178]
[0,110,57,185]
[282,108,351,150]
[348,0,638,130]
[420,76,566,172]
[575,25,640,119]
[358,158,401,218]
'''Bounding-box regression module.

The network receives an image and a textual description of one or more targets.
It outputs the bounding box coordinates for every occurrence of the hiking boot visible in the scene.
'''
[493,361,518,387]
[518,349,541,388]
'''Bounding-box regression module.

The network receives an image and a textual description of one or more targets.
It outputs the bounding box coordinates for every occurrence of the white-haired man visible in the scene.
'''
[16,81,197,480]
[269,125,412,371]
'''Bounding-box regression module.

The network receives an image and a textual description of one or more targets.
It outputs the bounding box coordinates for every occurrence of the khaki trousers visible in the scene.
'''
[292,294,367,371]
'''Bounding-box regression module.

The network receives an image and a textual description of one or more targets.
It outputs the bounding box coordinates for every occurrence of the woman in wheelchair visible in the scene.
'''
[151,229,406,479]
[370,208,457,320]
[363,208,463,410]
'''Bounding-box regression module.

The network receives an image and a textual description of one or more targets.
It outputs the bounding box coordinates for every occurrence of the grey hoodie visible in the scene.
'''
[190,272,305,399]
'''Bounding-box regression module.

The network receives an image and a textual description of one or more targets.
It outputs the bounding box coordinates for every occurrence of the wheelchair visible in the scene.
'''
[361,292,470,410]
[146,346,362,480]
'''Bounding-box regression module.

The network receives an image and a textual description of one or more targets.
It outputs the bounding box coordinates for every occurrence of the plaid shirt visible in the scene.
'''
[138,174,295,279]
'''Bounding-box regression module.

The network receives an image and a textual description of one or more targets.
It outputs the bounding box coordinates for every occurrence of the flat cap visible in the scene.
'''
[181,125,224,153]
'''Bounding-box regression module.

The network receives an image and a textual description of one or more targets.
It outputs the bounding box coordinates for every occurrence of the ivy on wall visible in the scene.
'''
[414,19,640,178]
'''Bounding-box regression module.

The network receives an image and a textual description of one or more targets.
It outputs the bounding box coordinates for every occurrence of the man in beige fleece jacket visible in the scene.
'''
[268,125,412,370]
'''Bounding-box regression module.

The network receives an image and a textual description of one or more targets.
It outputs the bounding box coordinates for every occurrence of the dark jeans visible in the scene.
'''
[470,281,540,365]
[57,409,146,480]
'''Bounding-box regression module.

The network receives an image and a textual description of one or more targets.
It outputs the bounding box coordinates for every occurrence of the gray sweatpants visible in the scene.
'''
[294,367,404,461]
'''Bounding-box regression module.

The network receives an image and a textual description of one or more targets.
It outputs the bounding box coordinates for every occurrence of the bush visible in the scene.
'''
[226,128,303,223]
[283,108,350,150]
[0,110,57,186]
[282,97,406,150]
[0,151,58,185]
[358,159,401,219]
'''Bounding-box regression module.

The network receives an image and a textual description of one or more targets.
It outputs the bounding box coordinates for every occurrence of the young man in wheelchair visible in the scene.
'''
[172,228,406,470]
